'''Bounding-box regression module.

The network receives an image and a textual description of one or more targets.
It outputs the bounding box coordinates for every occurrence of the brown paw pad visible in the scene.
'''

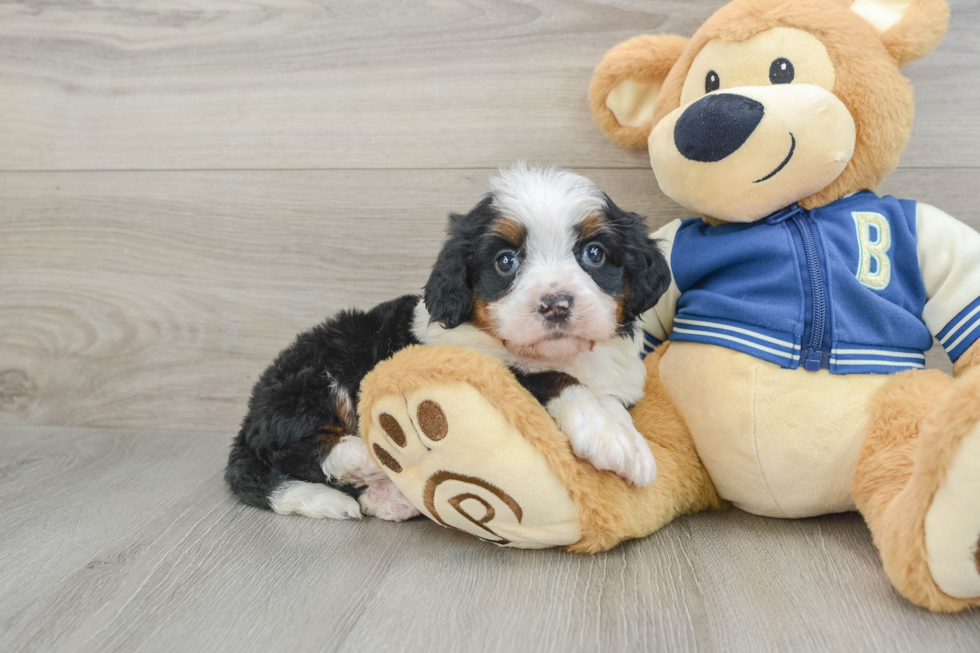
[417,400,447,442]
[372,443,402,473]
[379,413,407,447]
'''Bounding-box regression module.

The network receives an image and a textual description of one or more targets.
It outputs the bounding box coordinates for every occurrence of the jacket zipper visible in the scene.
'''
[766,204,827,371]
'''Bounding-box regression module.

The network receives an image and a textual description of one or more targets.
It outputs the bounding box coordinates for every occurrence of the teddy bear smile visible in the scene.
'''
[754,133,796,183]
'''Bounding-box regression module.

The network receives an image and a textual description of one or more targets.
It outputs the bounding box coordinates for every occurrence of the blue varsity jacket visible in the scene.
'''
[641,192,980,375]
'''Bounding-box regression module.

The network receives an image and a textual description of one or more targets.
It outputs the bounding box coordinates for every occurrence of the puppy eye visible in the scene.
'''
[494,250,519,275]
[582,243,606,267]
[705,70,720,93]
[769,58,794,84]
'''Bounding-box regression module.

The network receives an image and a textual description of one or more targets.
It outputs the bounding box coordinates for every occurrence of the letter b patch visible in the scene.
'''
[853,211,892,290]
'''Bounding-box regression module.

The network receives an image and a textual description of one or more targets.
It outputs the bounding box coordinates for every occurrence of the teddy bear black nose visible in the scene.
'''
[673,93,765,163]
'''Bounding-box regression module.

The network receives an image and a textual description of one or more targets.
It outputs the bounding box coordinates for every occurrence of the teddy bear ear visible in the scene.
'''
[849,0,949,66]
[588,34,689,149]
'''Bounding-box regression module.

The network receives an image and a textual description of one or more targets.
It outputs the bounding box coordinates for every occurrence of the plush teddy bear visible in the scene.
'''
[357,0,980,613]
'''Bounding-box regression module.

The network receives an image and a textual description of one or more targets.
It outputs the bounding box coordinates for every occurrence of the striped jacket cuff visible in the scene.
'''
[641,330,662,358]
[828,345,926,375]
[936,296,980,362]
[668,315,801,368]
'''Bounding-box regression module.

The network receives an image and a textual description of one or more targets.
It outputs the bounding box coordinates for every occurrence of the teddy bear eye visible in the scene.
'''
[769,58,795,84]
[705,70,720,93]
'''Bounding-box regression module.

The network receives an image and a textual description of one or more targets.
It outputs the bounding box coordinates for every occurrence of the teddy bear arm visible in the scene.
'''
[915,203,980,373]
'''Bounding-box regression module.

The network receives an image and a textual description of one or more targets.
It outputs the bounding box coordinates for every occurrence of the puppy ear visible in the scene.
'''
[606,199,671,324]
[589,34,689,149]
[423,200,490,328]
[849,0,949,65]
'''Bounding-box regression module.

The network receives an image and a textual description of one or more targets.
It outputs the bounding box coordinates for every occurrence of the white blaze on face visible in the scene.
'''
[486,165,621,363]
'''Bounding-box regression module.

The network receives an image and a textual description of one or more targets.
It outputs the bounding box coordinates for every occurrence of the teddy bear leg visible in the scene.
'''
[853,367,980,612]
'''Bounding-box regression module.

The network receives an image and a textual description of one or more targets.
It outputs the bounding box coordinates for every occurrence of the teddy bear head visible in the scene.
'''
[589,0,949,223]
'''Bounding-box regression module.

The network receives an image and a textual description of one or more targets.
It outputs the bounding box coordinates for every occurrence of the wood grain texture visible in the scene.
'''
[0,425,978,653]
[0,0,978,171]
[2,168,975,431]
[2,0,980,649]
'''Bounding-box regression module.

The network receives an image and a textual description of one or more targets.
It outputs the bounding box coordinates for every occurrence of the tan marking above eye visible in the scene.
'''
[378,413,407,447]
[416,400,448,441]
[578,213,609,240]
[680,27,836,106]
[490,217,526,246]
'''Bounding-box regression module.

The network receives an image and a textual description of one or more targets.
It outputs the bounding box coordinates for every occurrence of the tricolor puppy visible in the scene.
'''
[225,164,670,521]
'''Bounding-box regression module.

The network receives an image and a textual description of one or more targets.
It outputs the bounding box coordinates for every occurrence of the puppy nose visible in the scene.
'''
[538,294,573,322]
[673,93,765,163]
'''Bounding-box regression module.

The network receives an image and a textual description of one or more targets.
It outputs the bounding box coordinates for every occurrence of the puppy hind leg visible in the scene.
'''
[322,434,419,521]
[268,479,362,520]
[322,434,387,485]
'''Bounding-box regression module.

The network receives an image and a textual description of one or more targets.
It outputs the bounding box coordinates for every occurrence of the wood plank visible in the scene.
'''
[1,0,977,171]
[1,425,978,653]
[1,167,975,431]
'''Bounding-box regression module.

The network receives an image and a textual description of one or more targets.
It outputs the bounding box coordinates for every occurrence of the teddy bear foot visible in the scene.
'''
[361,381,582,548]
[924,370,980,600]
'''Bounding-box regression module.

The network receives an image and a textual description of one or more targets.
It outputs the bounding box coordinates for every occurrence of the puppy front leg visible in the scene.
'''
[514,371,657,487]
[322,435,421,522]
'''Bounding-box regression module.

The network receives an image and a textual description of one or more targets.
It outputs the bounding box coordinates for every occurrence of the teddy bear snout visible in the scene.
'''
[673,93,764,163]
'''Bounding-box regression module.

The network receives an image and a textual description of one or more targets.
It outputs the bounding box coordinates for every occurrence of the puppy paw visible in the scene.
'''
[358,477,421,522]
[321,434,387,486]
[268,480,362,520]
[549,387,657,487]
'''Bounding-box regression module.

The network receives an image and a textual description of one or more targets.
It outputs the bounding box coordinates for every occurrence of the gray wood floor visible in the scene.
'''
[1,1,979,651]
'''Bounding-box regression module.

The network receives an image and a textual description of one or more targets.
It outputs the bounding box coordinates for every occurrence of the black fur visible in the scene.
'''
[423,196,502,328]
[472,232,524,303]
[225,295,422,509]
[601,195,672,326]
[514,371,580,406]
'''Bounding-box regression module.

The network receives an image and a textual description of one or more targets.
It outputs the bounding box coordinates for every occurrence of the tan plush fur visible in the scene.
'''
[855,367,980,611]
[359,343,721,553]
[874,0,950,66]
[584,0,980,613]
[591,0,929,211]
[953,340,980,378]
[588,34,689,148]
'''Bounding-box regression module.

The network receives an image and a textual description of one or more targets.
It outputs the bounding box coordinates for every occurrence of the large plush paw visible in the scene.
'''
[363,383,582,548]
[547,387,657,487]
[924,418,980,599]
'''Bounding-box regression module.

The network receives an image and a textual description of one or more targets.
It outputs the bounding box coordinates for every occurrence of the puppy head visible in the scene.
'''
[424,164,670,364]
